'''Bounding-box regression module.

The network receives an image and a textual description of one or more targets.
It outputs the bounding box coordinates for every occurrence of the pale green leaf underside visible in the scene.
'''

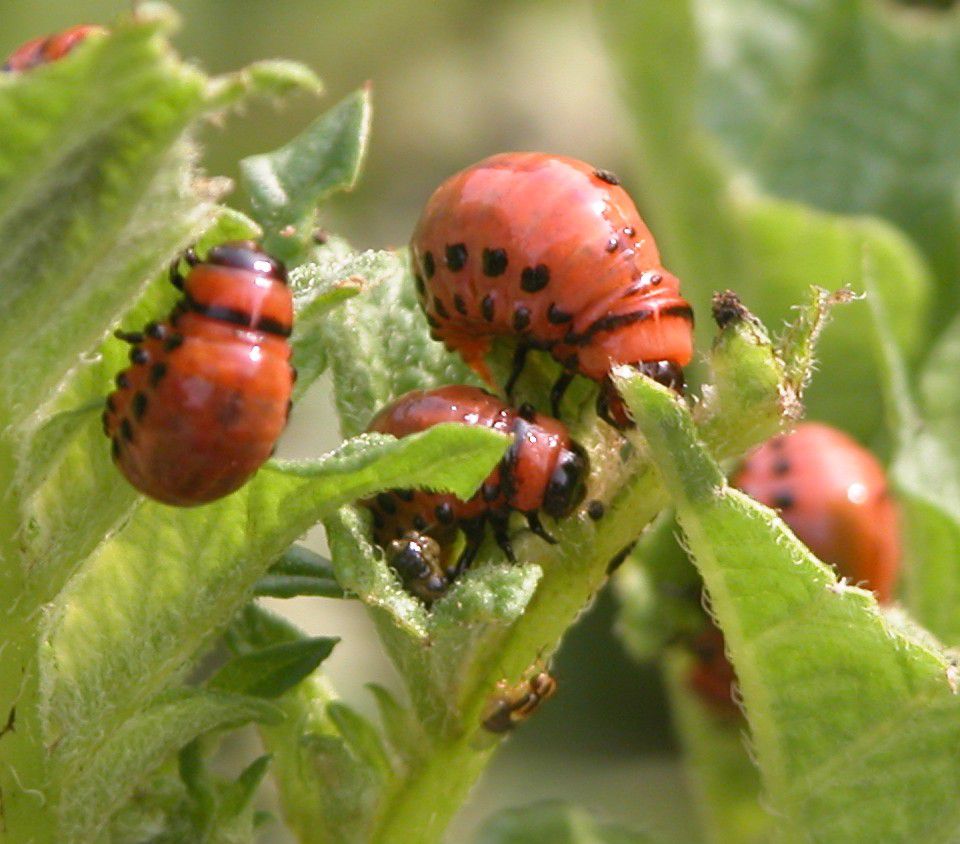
[0,17,211,428]
[620,371,960,842]
[317,246,481,438]
[59,689,280,844]
[43,424,506,782]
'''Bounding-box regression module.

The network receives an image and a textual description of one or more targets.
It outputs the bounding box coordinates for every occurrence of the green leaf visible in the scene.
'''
[613,513,704,663]
[475,801,654,844]
[327,702,395,781]
[367,684,429,768]
[619,369,960,842]
[597,3,934,441]
[0,14,211,430]
[43,423,506,786]
[58,689,280,843]
[17,209,261,605]
[210,637,339,699]
[241,87,371,260]
[317,247,481,437]
[867,275,960,643]
[690,0,960,318]
[255,544,346,599]
[661,651,768,844]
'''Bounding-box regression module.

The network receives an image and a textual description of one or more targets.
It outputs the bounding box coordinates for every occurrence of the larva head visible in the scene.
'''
[504,409,588,518]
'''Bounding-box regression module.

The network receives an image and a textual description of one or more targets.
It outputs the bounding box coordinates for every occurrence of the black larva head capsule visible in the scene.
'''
[206,240,288,283]
[543,442,589,519]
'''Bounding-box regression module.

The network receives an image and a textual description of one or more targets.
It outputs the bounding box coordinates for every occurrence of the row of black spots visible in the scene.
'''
[420,244,548,290]
[372,489,458,531]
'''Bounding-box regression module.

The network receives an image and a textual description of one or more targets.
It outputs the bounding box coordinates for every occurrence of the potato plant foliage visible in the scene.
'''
[1,5,959,844]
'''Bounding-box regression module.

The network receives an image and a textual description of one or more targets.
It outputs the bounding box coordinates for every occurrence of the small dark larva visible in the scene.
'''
[103,241,295,506]
[3,24,105,72]
[364,386,588,595]
[482,670,557,734]
[410,152,695,428]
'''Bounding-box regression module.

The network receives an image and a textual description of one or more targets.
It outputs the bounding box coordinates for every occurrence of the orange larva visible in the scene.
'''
[103,241,294,506]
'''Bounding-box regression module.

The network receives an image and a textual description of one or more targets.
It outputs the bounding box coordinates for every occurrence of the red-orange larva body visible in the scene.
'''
[410,153,694,426]
[733,422,900,603]
[365,386,588,590]
[3,24,105,72]
[687,625,740,716]
[104,242,294,506]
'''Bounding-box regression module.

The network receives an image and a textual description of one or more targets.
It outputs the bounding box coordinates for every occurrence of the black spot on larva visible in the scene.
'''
[453,294,468,315]
[770,437,786,451]
[371,510,384,530]
[477,295,493,322]
[587,500,605,520]
[561,352,579,370]
[445,243,468,271]
[164,334,184,352]
[376,492,397,515]
[518,402,537,421]
[149,362,167,387]
[423,251,436,278]
[120,419,134,442]
[772,459,790,476]
[396,489,415,502]
[513,305,531,332]
[106,396,116,413]
[605,237,619,253]
[425,314,440,329]
[648,273,663,287]
[130,347,149,365]
[547,303,573,324]
[482,482,500,502]
[145,322,165,340]
[482,247,508,277]
[773,491,795,510]
[435,502,455,524]
[433,296,450,319]
[111,438,121,461]
[623,226,635,238]
[520,264,550,293]
[412,515,428,531]
[414,274,426,296]
[594,168,620,185]
[132,392,148,420]
[115,372,130,390]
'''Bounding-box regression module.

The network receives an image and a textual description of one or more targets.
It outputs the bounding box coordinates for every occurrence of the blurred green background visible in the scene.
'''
[7,1,959,841]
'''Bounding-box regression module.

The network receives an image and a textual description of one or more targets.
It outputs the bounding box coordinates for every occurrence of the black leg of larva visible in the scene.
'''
[169,258,185,290]
[448,517,486,580]
[525,511,557,544]
[550,372,575,418]
[504,344,530,399]
[490,512,516,563]
[114,330,144,344]
[184,247,200,266]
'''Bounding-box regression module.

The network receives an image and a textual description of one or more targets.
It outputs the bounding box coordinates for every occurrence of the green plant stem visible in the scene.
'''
[372,738,494,844]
